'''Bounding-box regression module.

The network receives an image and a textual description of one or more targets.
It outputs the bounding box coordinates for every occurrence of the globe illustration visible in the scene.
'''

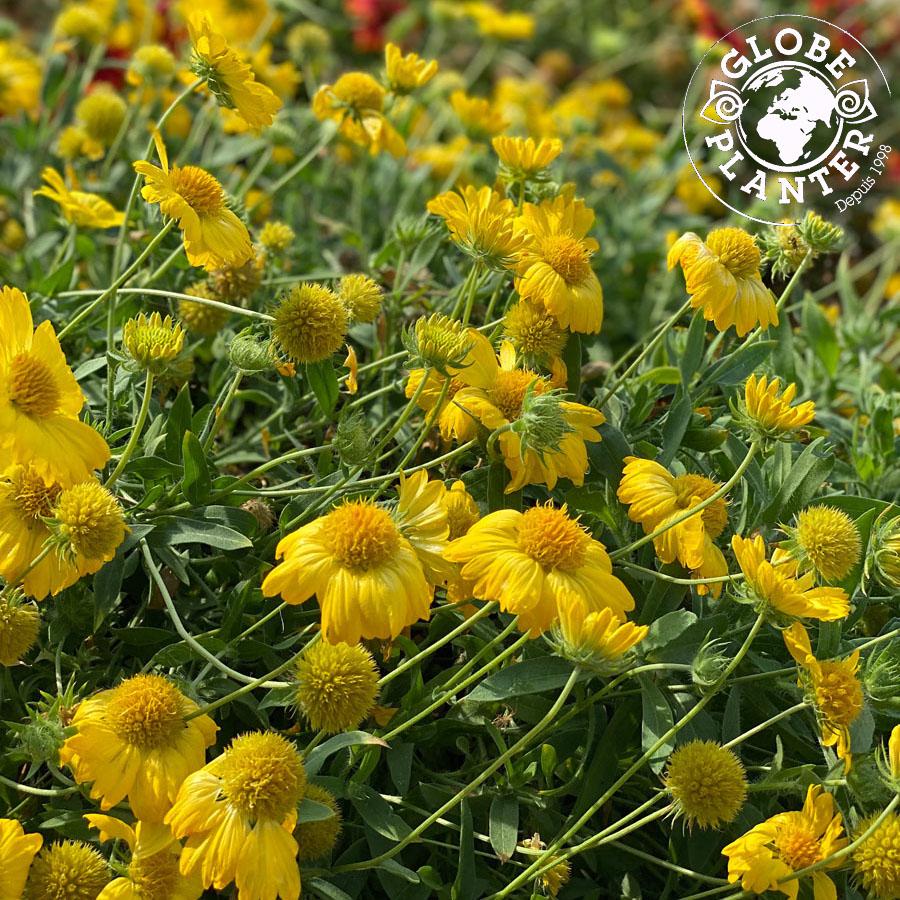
[738,64,840,171]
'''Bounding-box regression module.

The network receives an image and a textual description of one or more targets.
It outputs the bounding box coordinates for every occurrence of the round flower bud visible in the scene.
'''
[0,595,40,665]
[25,840,109,900]
[338,274,383,324]
[229,330,273,373]
[123,311,185,374]
[52,481,127,565]
[75,88,127,148]
[241,498,276,533]
[259,221,295,253]
[785,505,862,583]
[210,250,265,303]
[503,300,567,362]
[296,783,343,861]
[664,740,747,829]
[178,281,231,336]
[273,283,348,364]
[54,3,108,45]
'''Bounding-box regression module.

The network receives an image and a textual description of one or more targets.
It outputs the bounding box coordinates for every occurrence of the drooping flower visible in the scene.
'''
[668,228,777,337]
[0,818,42,900]
[312,72,406,157]
[261,474,448,644]
[0,286,110,485]
[783,622,863,771]
[188,16,281,131]
[664,741,747,830]
[742,374,816,437]
[450,339,604,493]
[731,534,850,622]
[0,40,42,118]
[59,673,218,822]
[85,814,203,900]
[273,283,348,364]
[617,457,729,596]
[514,194,604,333]
[134,131,253,271]
[295,784,342,862]
[34,167,124,229]
[166,731,306,900]
[783,505,861,583]
[444,503,635,635]
[24,840,110,900]
[427,185,528,270]
[722,784,846,900]
[492,135,562,179]
[384,42,438,93]
[0,594,40,665]
[852,811,900,899]
[294,641,379,734]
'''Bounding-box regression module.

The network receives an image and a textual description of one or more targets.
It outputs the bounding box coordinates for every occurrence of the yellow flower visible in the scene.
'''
[339,273,383,324]
[0,595,40,665]
[273,282,348,364]
[123,311,185,373]
[503,300,567,363]
[259,220,295,253]
[385,42,438,93]
[464,3,536,41]
[75,88,127,150]
[514,194,604,334]
[53,479,127,566]
[34,167,124,229]
[126,44,177,91]
[59,673,218,822]
[722,784,846,900]
[178,281,230,336]
[492,135,563,178]
[853,811,900,899]
[675,165,723,215]
[295,641,379,734]
[295,784,342,862]
[188,16,281,131]
[56,124,103,161]
[890,724,900,780]
[450,90,507,139]
[664,741,747,830]
[443,480,480,541]
[0,818,42,900]
[444,503,635,636]
[731,534,850,622]
[0,41,42,118]
[743,374,815,436]
[783,622,862,771]
[411,135,471,182]
[134,131,253,271]
[24,840,110,900]
[54,3,110,47]
[555,591,647,670]
[312,72,406,157]
[86,814,203,900]
[427,185,527,270]
[165,731,305,899]
[0,286,110,485]
[262,474,448,644]
[668,228,778,337]
[786,505,861,583]
[617,457,729,597]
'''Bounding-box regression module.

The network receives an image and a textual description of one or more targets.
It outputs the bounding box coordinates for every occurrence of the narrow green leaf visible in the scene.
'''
[181,431,212,504]
[489,796,519,863]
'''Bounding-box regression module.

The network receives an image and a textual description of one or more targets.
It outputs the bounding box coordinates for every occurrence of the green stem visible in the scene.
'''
[0,773,80,798]
[722,701,807,750]
[60,288,274,322]
[105,372,154,489]
[201,371,243,452]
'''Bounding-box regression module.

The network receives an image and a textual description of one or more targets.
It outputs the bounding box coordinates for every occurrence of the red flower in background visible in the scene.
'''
[346,0,406,52]
[680,0,746,50]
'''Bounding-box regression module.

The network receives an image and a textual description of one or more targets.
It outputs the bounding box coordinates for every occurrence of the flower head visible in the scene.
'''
[445,503,634,635]
[723,784,846,900]
[54,4,108,46]
[514,194,603,333]
[0,595,39,665]
[742,374,815,437]
[165,731,305,899]
[617,458,729,597]
[339,274,383,324]
[127,44,177,91]
[52,480,127,565]
[784,506,861,583]
[259,220,295,253]
[0,40,41,118]
[0,286,110,485]
[784,622,862,771]
[134,131,252,271]
[405,313,476,374]
[24,841,109,900]
[385,42,438,93]
[59,673,218,822]
[273,282,348,363]
[664,740,747,829]
[296,784,342,861]
[870,514,900,590]
[0,818,42,899]
[427,185,527,270]
[75,88,126,149]
[189,16,281,131]
[123,312,186,374]
[34,167,124,229]
[178,281,231,336]
[668,228,777,337]
[853,811,900,900]
[503,299,567,363]
[450,90,507,139]
[493,136,562,181]
[732,534,850,622]
[295,641,379,734]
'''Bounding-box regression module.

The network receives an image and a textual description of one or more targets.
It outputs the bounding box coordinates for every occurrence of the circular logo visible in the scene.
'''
[682,15,891,225]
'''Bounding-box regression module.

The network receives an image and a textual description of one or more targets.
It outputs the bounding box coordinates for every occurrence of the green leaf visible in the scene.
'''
[165,387,193,461]
[642,610,697,655]
[297,798,338,824]
[680,311,707,384]
[466,657,577,703]
[181,431,212,504]
[703,340,776,387]
[658,388,693,466]
[307,878,354,900]
[150,517,253,550]
[304,359,340,416]
[489,796,518,863]
[452,800,475,899]
[349,785,411,841]
[305,731,389,777]
[802,293,840,376]
[761,437,834,524]
[639,675,675,773]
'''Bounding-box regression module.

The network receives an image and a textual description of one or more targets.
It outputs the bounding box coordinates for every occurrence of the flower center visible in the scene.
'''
[10,466,59,521]
[325,501,401,571]
[540,234,592,284]
[168,165,225,215]
[106,674,184,749]
[26,842,109,900]
[333,72,384,111]
[672,474,728,538]
[54,482,124,560]
[817,662,864,726]
[9,352,61,417]
[490,369,545,422]
[706,227,761,278]
[128,852,181,900]
[219,732,305,822]
[775,823,822,870]
[517,505,590,571]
